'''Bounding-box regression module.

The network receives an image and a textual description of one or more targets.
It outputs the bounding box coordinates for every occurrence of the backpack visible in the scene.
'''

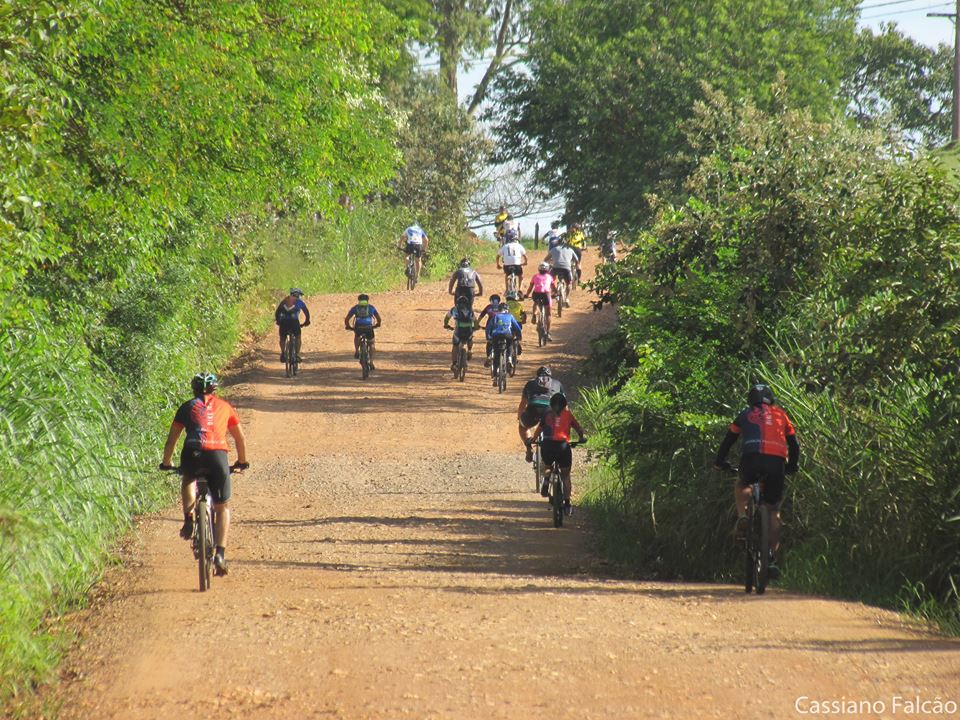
[457,268,477,289]
[355,304,371,320]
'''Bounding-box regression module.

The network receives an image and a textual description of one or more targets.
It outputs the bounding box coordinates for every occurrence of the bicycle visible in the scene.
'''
[555,277,568,318]
[347,327,374,379]
[723,465,771,595]
[446,327,470,381]
[529,435,543,493]
[544,440,583,528]
[491,337,510,393]
[405,250,424,290]
[505,270,521,295]
[283,325,305,378]
[533,297,550,346]
[162,462,245,592]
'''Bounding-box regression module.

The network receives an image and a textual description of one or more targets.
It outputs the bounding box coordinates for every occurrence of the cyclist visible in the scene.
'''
[535,392,586,515]
[275,288,311,363]
[501,217,520,246]
[485,300,522,380]
[545,221,564,250]
[497,232,528,292]
[566,223,586,285]
[599,229,617,263]
[399,223,429,280]
[494,205,509,240]
[477,293,502,366]
[518,365,564,461]
[714,383,799,580]
[344,293,383,370]
[443,297,479,371]
[505,290,526,326]
[159,373,249,576]
[525,262,556,339]
[545,240,578,306]
[448,258,484,308]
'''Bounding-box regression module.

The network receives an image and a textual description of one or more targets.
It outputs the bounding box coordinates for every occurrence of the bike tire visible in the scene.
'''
[458,347,467,381]
[197,500,211,592]
[292,335,300,377]
[497,360,507,393]
[533,447,541,492]
[361,343,370,380]
[284,337,294,378]
[556,285,565,318]
[551,474,563,528]
[756,505,770,594]
[744,516,754,594]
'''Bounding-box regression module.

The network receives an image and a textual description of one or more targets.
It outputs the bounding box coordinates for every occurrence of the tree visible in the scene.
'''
[488,0,859,229]
[842,25,952,148]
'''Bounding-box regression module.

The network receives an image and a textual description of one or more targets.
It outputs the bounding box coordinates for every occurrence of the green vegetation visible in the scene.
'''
[580,93,960,627]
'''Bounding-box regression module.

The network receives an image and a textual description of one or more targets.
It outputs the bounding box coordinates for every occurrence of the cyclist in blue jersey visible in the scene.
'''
[275,288,311,363]
[344,294,382,370]
[485,301,522,379]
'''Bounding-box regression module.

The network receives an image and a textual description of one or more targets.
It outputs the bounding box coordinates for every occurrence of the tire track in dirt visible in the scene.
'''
[51,250,960,719]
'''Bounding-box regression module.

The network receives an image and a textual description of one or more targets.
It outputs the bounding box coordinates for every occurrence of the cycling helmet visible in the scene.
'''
[550,392,568,411]
[460,258,471,268]
[191,372,219,397]
[489,293,502,304]
[537,365,552,377]
[505,228,519,242]
[538,262,550,272]
[747,383,775,406]
[551,220,561,230]
[497,301,509,311]
[505,290,519,301]
[358,293,369,302]
[289,288,304,297]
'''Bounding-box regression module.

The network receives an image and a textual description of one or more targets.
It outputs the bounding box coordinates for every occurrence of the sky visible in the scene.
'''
[459,2,957,238]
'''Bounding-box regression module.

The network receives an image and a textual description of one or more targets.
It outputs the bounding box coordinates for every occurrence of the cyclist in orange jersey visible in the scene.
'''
[535,392,586,515]
[160,373,248,576]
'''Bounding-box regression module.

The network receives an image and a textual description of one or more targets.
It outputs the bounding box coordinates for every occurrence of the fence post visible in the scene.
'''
[534,222,539,250]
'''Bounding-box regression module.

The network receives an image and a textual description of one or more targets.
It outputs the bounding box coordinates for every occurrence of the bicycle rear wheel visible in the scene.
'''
[533,446,541,492]
[556,284,565,317]
[755,505,770,594]
[360,341,370,380]
[551,473,563,528]
[284,336,294,378]
[743,516,754,594]
[458,346,467,381]
[197,500,212,592]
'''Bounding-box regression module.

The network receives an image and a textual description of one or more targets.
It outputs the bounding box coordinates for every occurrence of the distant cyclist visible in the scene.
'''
[535,392,586,515]
[275,288,311,363]
[485,300,522,378]
[501,217,520,246]
[518,365,564,461]
[159,373,249,576]
[545,241,579,304]
[494,205,509,240]
[525,262,556,339]
[497,233,528,291]
[566,223,586,284]
[477,293,502,365]
[714,383,799,580]
[545,221,564,250]
[344,293,383,370]
[400,223,429,280]
[448,258,484,308]
[443,297,479,372]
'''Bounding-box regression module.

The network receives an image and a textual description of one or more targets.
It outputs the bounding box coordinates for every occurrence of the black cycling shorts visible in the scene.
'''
[405,242,423,257]
[541,439,572,469]
[179,448,232,503]
[738,453,786,507]
[452,328,474,345]
[354,326,375,339]
[278,323,301,337]
[551,267,573,284]
[531,291,551,310]
[520,404,548,428]
[503,265,523,277]
[454,288,476,307]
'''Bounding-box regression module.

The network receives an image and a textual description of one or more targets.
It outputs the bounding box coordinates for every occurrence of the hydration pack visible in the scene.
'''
[355,303,371,320]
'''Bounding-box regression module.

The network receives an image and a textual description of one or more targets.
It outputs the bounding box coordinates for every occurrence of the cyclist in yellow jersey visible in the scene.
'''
[505,290,525,357]
[494,206,509,241]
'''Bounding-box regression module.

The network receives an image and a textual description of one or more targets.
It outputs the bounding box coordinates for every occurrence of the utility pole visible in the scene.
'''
[930,0,960,142]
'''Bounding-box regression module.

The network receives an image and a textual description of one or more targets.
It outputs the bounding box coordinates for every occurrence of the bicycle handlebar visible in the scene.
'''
[158,462,249,474]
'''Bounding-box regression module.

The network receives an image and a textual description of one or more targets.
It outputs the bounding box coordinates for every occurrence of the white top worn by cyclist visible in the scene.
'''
[501,218,520,244]
[498,240,527,268]
[404,224,427,249]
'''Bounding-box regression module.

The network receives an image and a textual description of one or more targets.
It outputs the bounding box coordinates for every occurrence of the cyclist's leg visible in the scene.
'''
[558,442,573,502]
[206,450,232,550]
[451,333,459,366]
[353,329,361,357]
[279,328,288,360]
[415,245,423,277]
[293,328,302,360]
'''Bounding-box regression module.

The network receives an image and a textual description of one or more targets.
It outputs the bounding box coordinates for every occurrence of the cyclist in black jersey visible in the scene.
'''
[517,366,564,462]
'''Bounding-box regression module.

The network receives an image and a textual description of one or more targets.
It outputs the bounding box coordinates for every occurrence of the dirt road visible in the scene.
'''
[53,252,959,719]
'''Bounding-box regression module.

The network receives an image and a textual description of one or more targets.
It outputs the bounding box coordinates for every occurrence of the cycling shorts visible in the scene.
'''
[541,439,572,469]
[520,404,549,428]
[452,327,474,345]
[738,453,786,507]
[503,265,523,277]
[532,291,552,309]
[179,448,232,503]
[405,242,423,257]
[278,322,302,336]
[551,268,573,284]
[354,326,375,339]
[454,288,476,307]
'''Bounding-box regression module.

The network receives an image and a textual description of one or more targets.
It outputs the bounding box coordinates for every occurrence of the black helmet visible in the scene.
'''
[460,258,471,268]
[191,372,219,397]
[537,365,552,377]
[550,392,568,411]
[358,293,369,302]
[489,293,501,303]
[289,287,304,297]
[497,301,509,311]
[747,383,775,406]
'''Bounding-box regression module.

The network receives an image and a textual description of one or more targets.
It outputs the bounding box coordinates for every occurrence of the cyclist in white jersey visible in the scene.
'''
[399,224,429,280]
[497,236,528,292]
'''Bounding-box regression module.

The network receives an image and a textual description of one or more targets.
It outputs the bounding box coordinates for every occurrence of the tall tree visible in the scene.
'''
[488,0,859,228]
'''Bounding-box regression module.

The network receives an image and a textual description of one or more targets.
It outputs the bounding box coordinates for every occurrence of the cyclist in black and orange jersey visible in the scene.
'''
[160,373,249,576]
[535,392,586,515]
[715,383,799,579]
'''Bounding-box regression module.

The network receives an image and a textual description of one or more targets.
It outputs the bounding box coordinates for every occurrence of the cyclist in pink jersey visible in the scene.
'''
[525,262,555,340]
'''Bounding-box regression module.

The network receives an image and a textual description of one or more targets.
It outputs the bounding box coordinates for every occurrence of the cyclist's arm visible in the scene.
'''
[448,275,457,294]
[714,429,739,467]
[228,423,249,465]
[475,274,484,295]
[300,302,311,326]
[517,395,529,420]
[274,303,283,324]
[343,308,355,328]
[161,422,184,466]
[786,434,799,471]
[571,414,586,441]
[373,310,383,327]
[423,234,429,249]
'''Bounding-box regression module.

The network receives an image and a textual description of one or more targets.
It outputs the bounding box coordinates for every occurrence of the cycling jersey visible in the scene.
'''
[275,299,309,330]
[454,267,479,289]
[486,311,522,340]
[547,246,577,271]
[494,212,509,229]
[506,299,524,324]
[546,230,563,249]
[499,241,526,267]
[347,302,378,328]
[447,306,477,330]
[405,225,426,244]
[729,404,796,459]
[523,377,564,408]
[529,272,555,295]
[173,394,240,452]
[567,230,585,249]
[541,408,577,442]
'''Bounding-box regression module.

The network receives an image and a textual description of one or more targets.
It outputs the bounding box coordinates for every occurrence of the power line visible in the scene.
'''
[860,0,937,9]
[860,2,953,19]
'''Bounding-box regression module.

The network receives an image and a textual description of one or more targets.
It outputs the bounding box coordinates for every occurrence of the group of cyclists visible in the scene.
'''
[160,210,800,582]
